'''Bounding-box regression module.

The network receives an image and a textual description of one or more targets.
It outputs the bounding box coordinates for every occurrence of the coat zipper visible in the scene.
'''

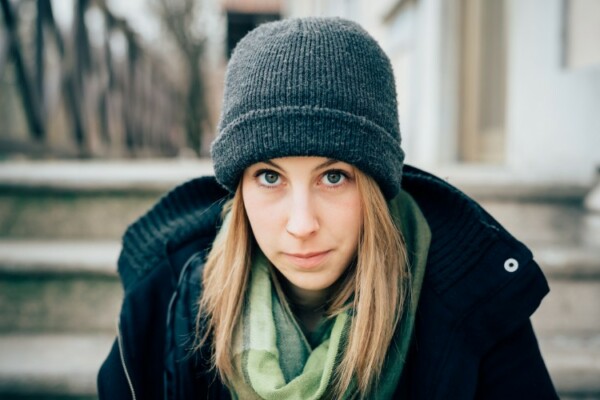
[117,319,138,400]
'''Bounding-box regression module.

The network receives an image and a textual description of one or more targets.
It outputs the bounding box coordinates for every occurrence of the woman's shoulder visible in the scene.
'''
[402,164,534,276]
[100,178,225,399]
[403,165,549,342]
[117,176,229,290]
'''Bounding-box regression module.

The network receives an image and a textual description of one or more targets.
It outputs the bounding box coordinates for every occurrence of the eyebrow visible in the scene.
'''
[262,160,283,170]
[315,159,339,170]
[262,158,341,172]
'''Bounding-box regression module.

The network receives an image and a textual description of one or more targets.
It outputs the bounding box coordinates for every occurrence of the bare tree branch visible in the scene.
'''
[150,0,209,154]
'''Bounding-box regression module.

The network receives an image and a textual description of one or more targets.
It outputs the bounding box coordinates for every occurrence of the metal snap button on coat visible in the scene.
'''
[504,258,519,272]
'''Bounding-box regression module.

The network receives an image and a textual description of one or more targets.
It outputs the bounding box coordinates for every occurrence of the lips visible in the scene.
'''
[283,250,331,269]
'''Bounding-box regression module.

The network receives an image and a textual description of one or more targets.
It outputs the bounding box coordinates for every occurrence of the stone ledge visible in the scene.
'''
[539,334,600,396]
[533,246,600,280]
[0,333,114,397]
[0,241,120,277]
[428,164,591,203]
[0,160,592,202]
[0,159,213,193]
[0,333,597,397]
[1,240,597,281]
[585,180,600,212]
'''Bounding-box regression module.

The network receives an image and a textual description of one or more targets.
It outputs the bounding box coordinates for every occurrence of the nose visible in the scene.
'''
[285,191,319,239]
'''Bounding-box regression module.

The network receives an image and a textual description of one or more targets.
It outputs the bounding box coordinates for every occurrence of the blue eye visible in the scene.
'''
[321,171,346,186]
[257,170,281,186]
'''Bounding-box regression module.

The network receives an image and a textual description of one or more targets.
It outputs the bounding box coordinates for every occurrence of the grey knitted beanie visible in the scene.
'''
[211,17,404,199]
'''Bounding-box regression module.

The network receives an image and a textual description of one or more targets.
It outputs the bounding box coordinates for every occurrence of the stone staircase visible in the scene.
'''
[0,160,211,399]
[0,160,599,399]
[480,199,600,399]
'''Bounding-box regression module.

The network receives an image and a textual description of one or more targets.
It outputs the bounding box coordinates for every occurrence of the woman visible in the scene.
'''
[98,17,558,399]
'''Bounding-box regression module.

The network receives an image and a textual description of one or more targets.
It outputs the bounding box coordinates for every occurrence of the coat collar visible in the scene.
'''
[118,176,228,290]
[402,165,533,294]
[402,166,548,349]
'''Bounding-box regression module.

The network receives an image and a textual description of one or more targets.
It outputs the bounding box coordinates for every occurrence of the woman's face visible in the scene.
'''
[242,156,362,302]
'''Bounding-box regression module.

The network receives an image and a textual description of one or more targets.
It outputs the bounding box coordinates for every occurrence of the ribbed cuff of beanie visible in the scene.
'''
[211,105,404,199]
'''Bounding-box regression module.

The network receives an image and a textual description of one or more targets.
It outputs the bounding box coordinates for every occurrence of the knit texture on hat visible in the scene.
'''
[211,17,404,199]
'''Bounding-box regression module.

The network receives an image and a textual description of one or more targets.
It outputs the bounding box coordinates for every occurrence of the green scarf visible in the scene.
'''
[228,191,431,399]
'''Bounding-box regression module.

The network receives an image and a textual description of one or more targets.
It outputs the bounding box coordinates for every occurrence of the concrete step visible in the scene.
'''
[0,241,122,333]
[531,245,600,337]
[539,334,600,398]
[533,245,600,280]
[0,159,212,240]
[0,333,596,399]
[481,200,600,249]
[1,185,596,244]
[0,187,159,240]
[0,159,213,191]
[1,160,598,246]
[532,278,600,337]
[0,333,113,399]
[0,240,598,337]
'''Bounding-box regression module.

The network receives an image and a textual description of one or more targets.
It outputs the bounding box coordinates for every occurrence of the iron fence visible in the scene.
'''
[0,0,183,158]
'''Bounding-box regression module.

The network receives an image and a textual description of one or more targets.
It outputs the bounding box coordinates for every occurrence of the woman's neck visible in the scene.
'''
[270,268,339,334]
[291,304,325,336]
[283,284,329,334]
[287,286,328,311]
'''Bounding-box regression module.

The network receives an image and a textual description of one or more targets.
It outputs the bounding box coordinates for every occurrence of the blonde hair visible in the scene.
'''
[196,170,409,398]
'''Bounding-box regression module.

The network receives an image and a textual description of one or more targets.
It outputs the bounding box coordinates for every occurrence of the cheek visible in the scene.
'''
[242,191,283,245]
[325,195,362,239]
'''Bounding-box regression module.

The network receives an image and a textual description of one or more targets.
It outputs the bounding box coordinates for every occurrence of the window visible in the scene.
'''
[564,0,600,69]
[458,0,507,163]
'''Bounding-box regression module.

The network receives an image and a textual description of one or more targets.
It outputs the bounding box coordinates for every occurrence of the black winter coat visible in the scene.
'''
[97,166,558,399]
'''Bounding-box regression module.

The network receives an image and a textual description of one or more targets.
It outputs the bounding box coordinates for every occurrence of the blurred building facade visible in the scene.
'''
[284,0,600,187]
[2,0,599,186]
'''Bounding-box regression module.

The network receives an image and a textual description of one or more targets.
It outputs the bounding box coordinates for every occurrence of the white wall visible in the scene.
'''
[285,0,447,171]
[386,0,600,185]
[506,0,600,184]
[287,0,600,185]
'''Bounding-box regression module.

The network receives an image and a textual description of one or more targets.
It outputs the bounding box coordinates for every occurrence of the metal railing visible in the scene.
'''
[0,0,183,158]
